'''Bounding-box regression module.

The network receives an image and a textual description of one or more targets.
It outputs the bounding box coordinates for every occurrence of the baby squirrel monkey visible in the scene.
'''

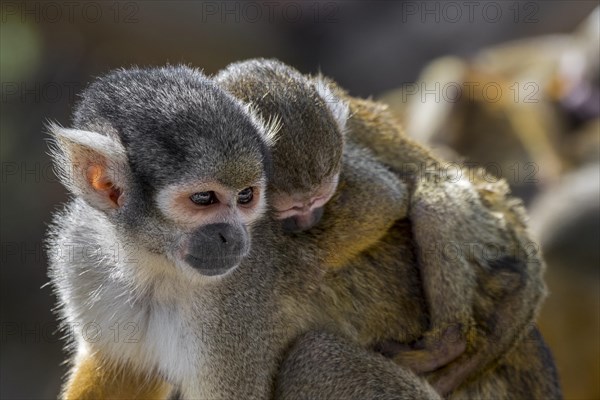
[216,59,558,397]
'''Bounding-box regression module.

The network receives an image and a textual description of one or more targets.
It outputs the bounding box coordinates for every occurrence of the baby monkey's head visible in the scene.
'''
[216,58,349,232]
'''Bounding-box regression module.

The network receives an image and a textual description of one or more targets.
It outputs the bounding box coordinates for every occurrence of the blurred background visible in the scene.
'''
[1,1,598,398]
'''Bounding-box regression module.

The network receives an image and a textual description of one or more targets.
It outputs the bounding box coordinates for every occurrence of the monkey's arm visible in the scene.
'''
[424,175,547,395]
[275,330,441,400]
[392,174,547,395]
[62,351,171,400]
[317,143,410,269]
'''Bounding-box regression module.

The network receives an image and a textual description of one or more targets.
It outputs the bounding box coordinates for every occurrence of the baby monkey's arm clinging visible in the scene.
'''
[314,143,410,269]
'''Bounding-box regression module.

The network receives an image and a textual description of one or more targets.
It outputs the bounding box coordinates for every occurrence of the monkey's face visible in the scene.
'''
[271,172,339,232]
[52,65,278,278]
[156,178,267,277]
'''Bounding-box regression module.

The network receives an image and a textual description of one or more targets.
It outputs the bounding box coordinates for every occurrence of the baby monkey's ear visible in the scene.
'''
[48,123,130,211]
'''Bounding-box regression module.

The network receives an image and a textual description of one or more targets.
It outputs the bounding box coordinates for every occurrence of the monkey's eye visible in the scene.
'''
[237,187,254,205]
[190,191,217,206]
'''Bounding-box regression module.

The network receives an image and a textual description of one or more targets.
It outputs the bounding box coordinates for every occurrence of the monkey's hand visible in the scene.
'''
[375,324,467,375]
[425,351,486,397]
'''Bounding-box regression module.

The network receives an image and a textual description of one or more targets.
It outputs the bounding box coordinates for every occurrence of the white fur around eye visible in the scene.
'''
[155,181,268,228]
[155,184,203,227]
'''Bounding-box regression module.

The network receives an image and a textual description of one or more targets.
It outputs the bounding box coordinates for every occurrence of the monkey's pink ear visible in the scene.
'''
[48,124,130,211]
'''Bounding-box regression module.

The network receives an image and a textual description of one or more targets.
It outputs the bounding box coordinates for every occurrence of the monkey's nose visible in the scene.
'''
[185,223,249,276]
[203,223,241,249]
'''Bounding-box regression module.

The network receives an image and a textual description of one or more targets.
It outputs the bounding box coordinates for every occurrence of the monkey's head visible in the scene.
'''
[49,66,277,277]
[215,58,349,232]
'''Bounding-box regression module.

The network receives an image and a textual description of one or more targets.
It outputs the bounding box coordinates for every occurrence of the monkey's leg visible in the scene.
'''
[426,178,549,396]
[427,255,547,396]
[396,177,547,395]
[62,351,171,400]
[386,176,480,377]
[275,330,441,400]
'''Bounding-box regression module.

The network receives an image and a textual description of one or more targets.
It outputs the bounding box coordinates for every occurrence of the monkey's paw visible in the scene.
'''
[375,325,467,374]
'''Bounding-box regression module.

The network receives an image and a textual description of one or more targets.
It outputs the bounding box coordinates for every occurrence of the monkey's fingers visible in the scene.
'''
[378,325,467,374]
[392,338,466,374]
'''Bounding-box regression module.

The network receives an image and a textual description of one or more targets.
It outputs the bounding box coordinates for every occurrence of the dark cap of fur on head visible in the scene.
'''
[215,58,349,195]
[72,65,277,193]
